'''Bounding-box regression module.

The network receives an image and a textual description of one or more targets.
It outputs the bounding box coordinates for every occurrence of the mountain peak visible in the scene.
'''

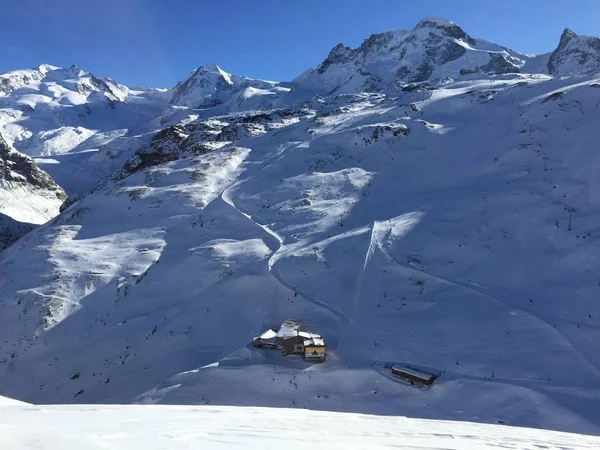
[548,27,600,75]
[415,16,475,45]
[196,63,226,73]
[170,64,280,108]
[37,63,61,74]
[328,43,352,57]
[560,28,578,44]
[416,17,456,28]
[295,17,523,92]
[0,131,67,224]
[170,64,235,107]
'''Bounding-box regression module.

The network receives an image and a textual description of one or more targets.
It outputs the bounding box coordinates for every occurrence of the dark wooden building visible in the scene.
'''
[391,366,438,387]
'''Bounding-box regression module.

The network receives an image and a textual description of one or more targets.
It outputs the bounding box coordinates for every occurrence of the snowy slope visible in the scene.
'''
[1,17,600,438]
[2,404,600,450]
[2,74,600,435]
[0,394,26,405]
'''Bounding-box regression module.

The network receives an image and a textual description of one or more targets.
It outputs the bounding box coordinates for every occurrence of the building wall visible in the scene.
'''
[282,336,303,355]
[391,369,434,385]
[304,346,326,361]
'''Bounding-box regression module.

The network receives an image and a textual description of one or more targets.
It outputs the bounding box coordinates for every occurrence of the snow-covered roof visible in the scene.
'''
[304,338,325,347]
[255,329,277,340]
[298,331,321,339]
[392,366,434,380]
[276,319,302,338]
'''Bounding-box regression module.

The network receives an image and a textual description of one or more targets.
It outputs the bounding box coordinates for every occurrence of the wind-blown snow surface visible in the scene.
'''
[2,18,600,437]
[1,403,600,450]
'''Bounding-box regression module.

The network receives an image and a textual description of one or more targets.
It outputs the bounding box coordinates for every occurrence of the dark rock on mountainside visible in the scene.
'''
[548,28,600,75]
[120,125,188,177]
[0,213,35,251]
[415,18,476,46]
[0,133,67,201]
[481,53,520,75]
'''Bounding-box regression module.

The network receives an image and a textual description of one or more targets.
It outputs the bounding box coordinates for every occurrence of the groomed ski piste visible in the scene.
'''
[1,396,599,450]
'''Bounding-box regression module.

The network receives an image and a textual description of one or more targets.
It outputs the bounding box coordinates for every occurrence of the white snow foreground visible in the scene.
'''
[1,403,599,450]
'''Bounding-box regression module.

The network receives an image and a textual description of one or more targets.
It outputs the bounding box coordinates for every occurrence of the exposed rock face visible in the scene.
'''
[548,28,600,75]
[117,108,303,180]
[481,53,521,75]
[415,18,477,45]
[119,125,188,177]
[317,44,355,74]
[0,69,44,95]
[0,134,67,198]
[0,133,67,224]
[0,213,35,251]
[89,74,123,102]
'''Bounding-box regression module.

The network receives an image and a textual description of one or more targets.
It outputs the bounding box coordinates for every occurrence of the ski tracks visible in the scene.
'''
[219,184,352,326]
[369,220,600,377]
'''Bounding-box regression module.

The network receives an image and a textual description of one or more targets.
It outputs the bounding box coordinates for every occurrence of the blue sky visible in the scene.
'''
[1,0,599,87]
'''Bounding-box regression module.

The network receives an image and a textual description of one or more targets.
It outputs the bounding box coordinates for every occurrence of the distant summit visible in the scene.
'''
[547,28,600,75]
[293,17,527,94]
[170,64,283,109]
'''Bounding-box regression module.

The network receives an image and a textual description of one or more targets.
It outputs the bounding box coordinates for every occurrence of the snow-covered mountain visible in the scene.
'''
[170,64,289,110]
[548,28,600,76]
[2,17,600,438]
[293,18,534,94]
[0,64,168,157]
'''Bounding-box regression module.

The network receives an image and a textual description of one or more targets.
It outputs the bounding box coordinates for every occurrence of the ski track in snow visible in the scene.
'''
[219,135,355,330]
[220,183,353,328]
[370,219,600,379]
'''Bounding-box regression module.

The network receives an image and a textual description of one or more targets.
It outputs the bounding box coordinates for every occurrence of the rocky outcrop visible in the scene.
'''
[548,28,600,75]
[415,18,476,46]
[481,53,520,75]
[0,69,44,95]
[119,125,188,177]
[0,134,67,199]
[0,133,67,224]
[317,44,355,74]
[117,109,304,179]
[0,213,35,251]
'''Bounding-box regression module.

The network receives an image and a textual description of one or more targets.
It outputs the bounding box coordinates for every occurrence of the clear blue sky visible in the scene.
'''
[2,0,599,87]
